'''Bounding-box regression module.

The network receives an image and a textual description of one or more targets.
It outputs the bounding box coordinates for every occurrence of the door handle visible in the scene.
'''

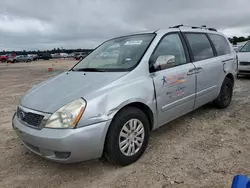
[187,69,196,75]
[187,67,203,75]
[195,67,202,71]
[196,67,203,74]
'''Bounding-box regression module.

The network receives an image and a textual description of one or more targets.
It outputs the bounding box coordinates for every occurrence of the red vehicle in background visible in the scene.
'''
[0,53,17,63]
[0,55,8,63]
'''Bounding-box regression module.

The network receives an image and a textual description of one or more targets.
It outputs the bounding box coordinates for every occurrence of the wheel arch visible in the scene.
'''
[119,102,154,131]
[108,101,155,132]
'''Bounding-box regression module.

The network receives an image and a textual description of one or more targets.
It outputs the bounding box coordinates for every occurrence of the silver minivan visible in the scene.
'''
[13,25,238,166]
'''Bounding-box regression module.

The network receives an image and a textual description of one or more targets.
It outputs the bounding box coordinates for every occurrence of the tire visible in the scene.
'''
[104,107,150,166]
[1,59,7,63]
[214,77,233,109]
[12,59,17,63]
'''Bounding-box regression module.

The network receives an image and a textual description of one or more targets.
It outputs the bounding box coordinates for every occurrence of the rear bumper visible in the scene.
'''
[13,114,111,163]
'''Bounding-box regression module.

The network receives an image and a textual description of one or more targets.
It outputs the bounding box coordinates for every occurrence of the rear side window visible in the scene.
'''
[209,34,231,55]
[185,33,214,61]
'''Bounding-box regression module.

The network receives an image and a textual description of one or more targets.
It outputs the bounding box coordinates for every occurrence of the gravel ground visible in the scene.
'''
[0,60,250,188]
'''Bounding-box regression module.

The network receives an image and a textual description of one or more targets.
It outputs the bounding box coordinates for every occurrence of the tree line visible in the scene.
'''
[0,48,93,56]
[228,36,250,45]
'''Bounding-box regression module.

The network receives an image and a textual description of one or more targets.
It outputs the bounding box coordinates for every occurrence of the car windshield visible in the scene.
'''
[72,34,155,72]
[239,41,250,52]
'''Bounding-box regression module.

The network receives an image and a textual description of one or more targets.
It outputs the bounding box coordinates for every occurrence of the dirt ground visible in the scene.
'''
[0,60,250,188]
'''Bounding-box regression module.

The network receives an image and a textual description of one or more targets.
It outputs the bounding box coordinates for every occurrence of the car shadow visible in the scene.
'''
[237,75,250,79]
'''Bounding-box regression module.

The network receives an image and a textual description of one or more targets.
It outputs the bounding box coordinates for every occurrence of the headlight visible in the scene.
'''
[45,98,86,129]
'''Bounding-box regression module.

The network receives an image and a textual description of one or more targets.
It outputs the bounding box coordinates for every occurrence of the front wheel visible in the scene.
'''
[104,107,150,166]
[1,59,7,63]
[214,77,233,109]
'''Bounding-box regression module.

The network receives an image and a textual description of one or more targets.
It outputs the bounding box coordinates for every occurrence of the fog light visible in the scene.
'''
[54,151,71,159]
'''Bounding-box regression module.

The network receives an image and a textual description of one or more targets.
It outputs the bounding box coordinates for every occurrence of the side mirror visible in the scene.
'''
[150,55,176,72]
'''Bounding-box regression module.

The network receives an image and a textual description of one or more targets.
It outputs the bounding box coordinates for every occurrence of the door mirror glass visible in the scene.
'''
[153,55,176,70]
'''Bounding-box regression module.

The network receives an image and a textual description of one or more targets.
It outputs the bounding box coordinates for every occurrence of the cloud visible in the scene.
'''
[0,0,250,50]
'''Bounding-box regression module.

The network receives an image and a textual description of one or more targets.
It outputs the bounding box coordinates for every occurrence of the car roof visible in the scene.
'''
[123,27,224,37]
[155,27,224,36]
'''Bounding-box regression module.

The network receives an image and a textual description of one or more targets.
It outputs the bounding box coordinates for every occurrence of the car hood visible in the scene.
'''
[238,52,250,62]
[20,71,127,113]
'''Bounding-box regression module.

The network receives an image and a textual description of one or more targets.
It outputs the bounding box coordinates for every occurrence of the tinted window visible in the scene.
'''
[152,34,187,70]
[209,34,231,55]
[185,33,214,61]
[240,41,250,52]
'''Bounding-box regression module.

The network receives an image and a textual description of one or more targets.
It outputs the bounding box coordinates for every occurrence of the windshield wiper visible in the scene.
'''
[72,68,107,72]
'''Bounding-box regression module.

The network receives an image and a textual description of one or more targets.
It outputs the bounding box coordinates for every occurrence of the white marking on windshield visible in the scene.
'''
[124,40,143,45]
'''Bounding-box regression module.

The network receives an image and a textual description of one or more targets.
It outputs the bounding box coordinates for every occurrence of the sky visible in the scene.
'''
[1,0,250,51]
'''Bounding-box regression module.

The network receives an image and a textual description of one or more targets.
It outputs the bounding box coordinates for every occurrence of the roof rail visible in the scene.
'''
[169,24,217,32]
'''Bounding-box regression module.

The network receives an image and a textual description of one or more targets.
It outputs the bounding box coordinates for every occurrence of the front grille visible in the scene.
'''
[17,107,44,127]
[239,61,250,66]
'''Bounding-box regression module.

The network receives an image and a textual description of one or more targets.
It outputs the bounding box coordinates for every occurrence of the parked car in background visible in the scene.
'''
[28,54,38,61]
[13,25,237,166]
[59,53,68,58]
[38,53,52,60]
[51,53,61,59]
[6,53,17,63]
[74,52,88,60]
[68,53,75,58]
[0,55,8,63]
[233,45,244,52]
[15,55,33,63]
[237,40,250,77]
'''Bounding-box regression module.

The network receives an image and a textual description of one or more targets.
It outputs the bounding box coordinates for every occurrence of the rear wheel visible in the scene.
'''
[1,59,7,63]
[214,77,233,109]
[104,107,150,166]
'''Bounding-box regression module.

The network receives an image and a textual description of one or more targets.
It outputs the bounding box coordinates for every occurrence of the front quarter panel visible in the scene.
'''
[77,75,157,129]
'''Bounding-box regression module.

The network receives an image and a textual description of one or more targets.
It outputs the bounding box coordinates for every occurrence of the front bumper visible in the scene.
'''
[12,114,111,163]
[238,65,250,75]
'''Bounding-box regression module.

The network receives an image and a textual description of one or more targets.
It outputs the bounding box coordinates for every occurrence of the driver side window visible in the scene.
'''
[152,33,187,71]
